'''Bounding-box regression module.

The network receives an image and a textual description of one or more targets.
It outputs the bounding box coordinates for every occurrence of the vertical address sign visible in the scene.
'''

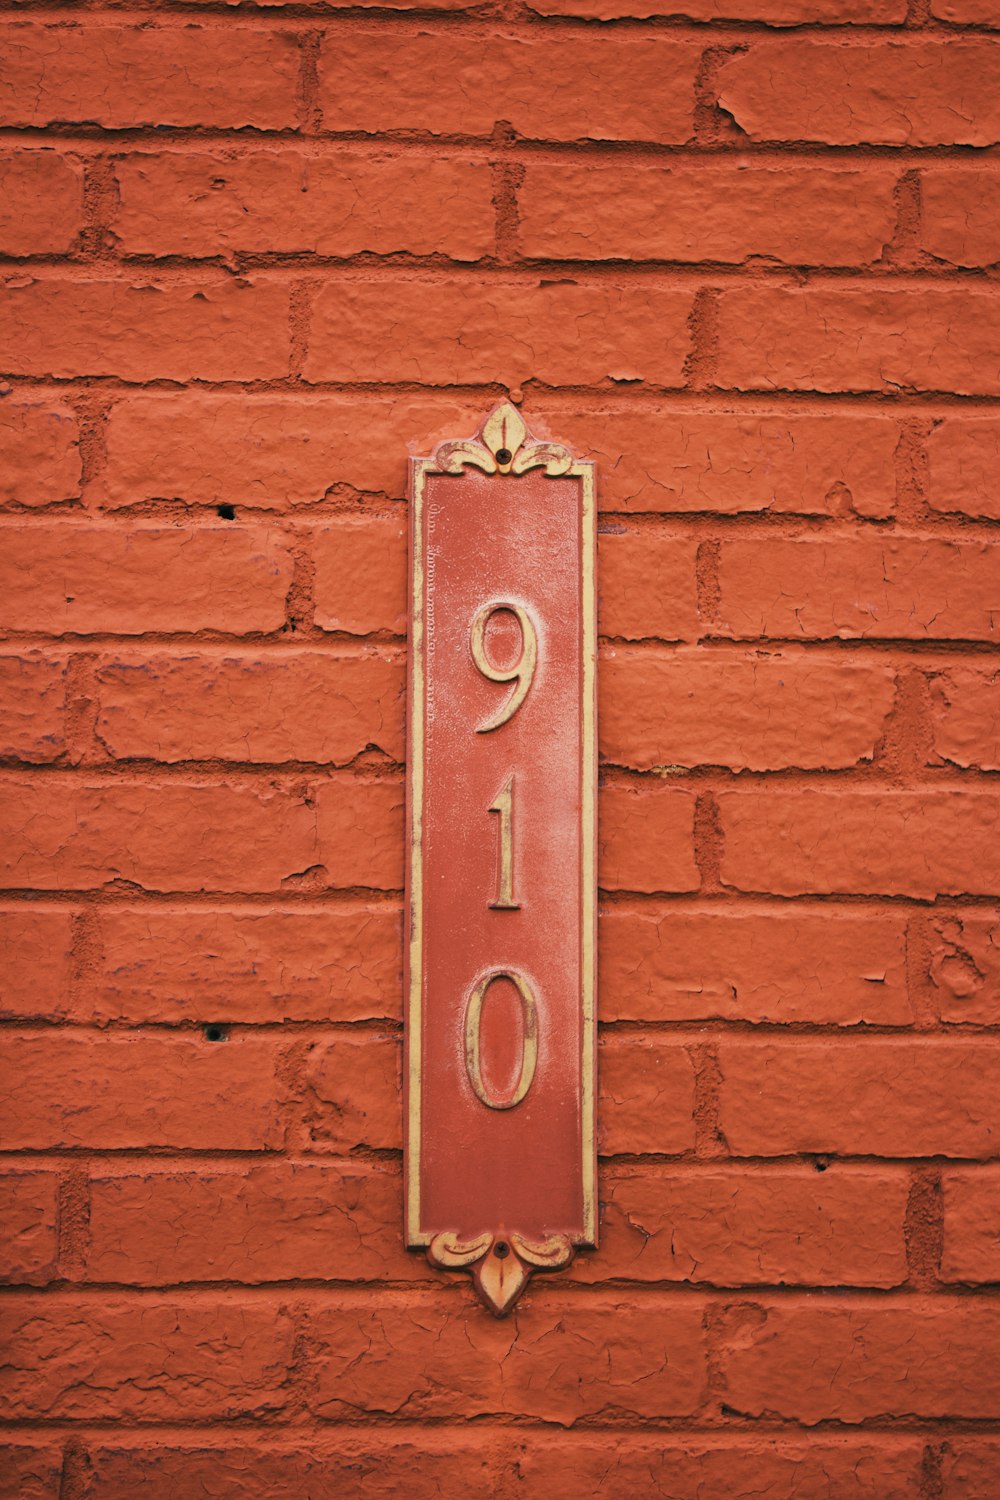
[405,403,597,1315]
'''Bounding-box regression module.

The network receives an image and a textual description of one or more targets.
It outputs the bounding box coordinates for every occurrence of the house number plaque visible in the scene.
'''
[405,403,597,1315]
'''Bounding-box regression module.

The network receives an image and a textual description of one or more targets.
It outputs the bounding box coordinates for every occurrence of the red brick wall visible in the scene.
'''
[0,0,998,1495]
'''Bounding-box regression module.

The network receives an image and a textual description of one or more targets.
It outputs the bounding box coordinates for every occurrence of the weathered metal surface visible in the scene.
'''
[405,403,597,1314]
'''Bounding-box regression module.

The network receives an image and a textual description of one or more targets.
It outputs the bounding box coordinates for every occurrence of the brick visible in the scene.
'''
[0,776,321,894]
[103,393,476,509]
[91,1164,905,1290]
[941,1441,1000,1499]
[59,1436,926,1500]
[0,655,66,762]
[601,650,895,771]
[520,164,897,267]
[318,32,700,143]
[0,524,293,635]
[930,670,1000,772]
[927,419,1000,521]
[715,287,1000,396]
[598,1038,697,1155]
[716,40,1000,147]
[102,397,897,518]
[719,790,1000,899]
[314,519,698,643]
[305,279,692,387]
[0,1443,63,1500]
[310,1296,707,1421]
[509,1436,921,1500]
[921,169,1000,269]
[0,399,80,506]
[0,1172,59,1284]
[0,151,83,255]
[0,776,402,893]
[600,908,910,1025]
[942,1169,1000,1283]
[300,1033,695,1155]
[96,651,405,765]
[82,1438,505,1500]
[304,1034,402,1152]
[718,1038,1000,1157]
[313,515,407,636]
[717,539,999,642]
[599,534,698,641]
[530,0,904,16]
[184,0,478,6]
[931,0,1000,21]
[545,409,897,517]
[598,783,699,893]
[114,152,494,262]
[314,777,404,890]
[576,1167,907,1287]
[86,1164,417,1286]
[92,906,402,1025]
[722,1297,1000,1421]
[0,22,299,129]
[96,906,913,1034]
[0,1034,285,1151]
[0,1296,295,1420]
[0,277,290,382]
[0,909,74,1021]
[929,913,1000,1025]
[185,0,477,6]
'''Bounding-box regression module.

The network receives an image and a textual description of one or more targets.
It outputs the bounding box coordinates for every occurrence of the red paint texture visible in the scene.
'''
[0,0,996,1494]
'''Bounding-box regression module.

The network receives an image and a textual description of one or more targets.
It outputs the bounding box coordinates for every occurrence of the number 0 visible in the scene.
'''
[464,970,538,1111]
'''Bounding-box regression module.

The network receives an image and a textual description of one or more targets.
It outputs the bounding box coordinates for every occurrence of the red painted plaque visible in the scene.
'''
[405,403,597,1315]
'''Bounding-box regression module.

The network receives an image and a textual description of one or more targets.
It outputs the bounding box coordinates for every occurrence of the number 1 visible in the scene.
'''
[488,774,519,910]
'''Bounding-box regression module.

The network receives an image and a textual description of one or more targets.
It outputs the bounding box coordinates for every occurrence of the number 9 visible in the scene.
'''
[469,602,538,733]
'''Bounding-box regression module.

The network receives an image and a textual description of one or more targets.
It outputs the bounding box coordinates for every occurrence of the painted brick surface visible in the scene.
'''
[101,398,899,516]
[920,168,1000,268]
[0,655,66,762]
[716,41,1000,145]
[0,152,83,255]
[0,1173,60,1285]
[305,279,694,386]
[0,278,291,382]
[1,2,997,1494]
[715,288,1000,395]
[928,913,1000,1025]
[716,539,999,641]
[601,651,895,770]
[519,164,898,266]
[926,418,1000,519]
[722,1299,1000,1421]
[0,23,300,129]
[0,909,74,1022]
[89,907,403,1024]
[600,909,910,1024]
[113,153,495,262]
[0,401,80,506]
[717,1039,1000,1156]
[941,1169,1000,1283]
[317,32,702,141]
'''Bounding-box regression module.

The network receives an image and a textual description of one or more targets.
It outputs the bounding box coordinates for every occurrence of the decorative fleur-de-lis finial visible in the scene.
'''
[431,402,575,478]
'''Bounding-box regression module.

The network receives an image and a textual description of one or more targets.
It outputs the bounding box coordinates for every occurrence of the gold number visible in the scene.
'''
[464,970,538,1110]
[470,602,537,733]
[488,774,519,910]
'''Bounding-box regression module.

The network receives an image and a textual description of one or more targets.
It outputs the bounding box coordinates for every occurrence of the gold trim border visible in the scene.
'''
[405,404,597,1252]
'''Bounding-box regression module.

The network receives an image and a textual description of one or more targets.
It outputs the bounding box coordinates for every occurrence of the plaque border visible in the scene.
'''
[404,404,597,1284]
